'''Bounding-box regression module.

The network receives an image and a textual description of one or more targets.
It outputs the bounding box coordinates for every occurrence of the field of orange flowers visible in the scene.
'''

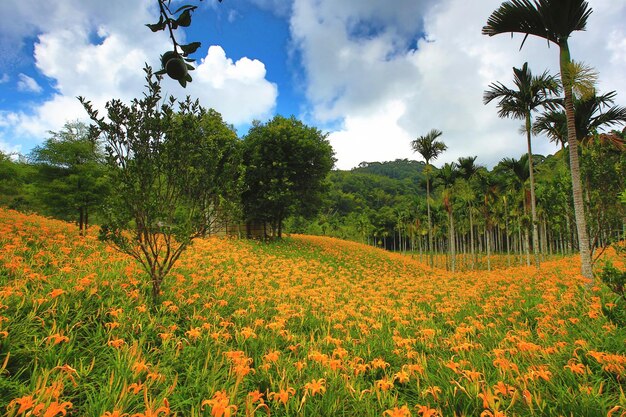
[0,208,625,417]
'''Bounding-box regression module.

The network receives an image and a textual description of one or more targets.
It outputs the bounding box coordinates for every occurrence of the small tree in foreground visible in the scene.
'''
[80,67,240,302]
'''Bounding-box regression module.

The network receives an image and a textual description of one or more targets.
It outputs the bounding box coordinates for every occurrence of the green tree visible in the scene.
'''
[411,129,447,266]
[484,62,559,269]
[0,152,30,209]
[80,67,240,302]
[533,91,626,251]
[475,168,503,271]
[457,156,481,268]
[242,115,335,238]
[535,92,626,252]
[436,162,459,271]
[483,0,595,279]
[29,121,109,234]
[534,92,626,148]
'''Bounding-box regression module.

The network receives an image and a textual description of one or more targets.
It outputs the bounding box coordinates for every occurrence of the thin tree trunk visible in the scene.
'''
[518,216,523,266]
[505,199,511,267]
[486,224,491,271]
[525,116,541,269]
[469,207,475,269]
[79,207,84,235]
[449,210,456,272]
[560,41,593,281]
[426,172,433,267]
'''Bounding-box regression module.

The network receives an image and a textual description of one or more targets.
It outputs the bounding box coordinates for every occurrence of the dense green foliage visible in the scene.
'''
[29,121,109,234]
[79,67,242,301]
[287,145,625,272]
[241,116,335,238]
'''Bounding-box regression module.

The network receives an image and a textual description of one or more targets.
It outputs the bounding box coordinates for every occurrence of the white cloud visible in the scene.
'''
[0,129,21,155]
[290,0,626,169]
[2,0,625,168]
[0,0,277,151]
[183,45,277,125]
[0,74,8,84]
[328,100,412,170]
[17,73,43,93]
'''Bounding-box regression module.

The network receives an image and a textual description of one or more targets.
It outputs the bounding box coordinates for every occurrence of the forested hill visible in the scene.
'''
[287,159,428,242]
[351,159,426,181]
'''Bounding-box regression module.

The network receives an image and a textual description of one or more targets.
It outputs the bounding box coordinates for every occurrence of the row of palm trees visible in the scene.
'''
[411,51,625,275]
[405,137,622,273]
[468,0,620,282]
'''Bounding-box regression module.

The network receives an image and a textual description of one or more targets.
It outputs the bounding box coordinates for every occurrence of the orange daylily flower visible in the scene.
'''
[8,395,36,414]
[201,391,238,417]
[303,378,326,396]
[415,405,440,417]
[268,387,295,406]
[384,405,412,417]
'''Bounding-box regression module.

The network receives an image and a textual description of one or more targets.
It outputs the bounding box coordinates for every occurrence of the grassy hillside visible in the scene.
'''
[0,208,625,416]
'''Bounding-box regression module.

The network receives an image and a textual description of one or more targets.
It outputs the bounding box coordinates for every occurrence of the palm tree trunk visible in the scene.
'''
[486,224,491,271]
[517,216,523,265]
[505,198,511,267]
[525,115,541,269]
[426,171,433,267]
[449,209,456,272]
[469,206,475,269]
[559,41,593,281]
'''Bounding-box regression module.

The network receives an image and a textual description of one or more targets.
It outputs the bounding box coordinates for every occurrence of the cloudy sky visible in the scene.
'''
[0,0,625,169]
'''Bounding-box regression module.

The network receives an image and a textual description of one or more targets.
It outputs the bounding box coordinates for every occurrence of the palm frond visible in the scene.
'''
[562,61,598,100]
[533,110,567,146]
[483,0,593,48]
[411,129,447,164]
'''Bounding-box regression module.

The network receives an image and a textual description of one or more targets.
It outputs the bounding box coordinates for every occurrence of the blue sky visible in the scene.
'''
[1,0,625,169]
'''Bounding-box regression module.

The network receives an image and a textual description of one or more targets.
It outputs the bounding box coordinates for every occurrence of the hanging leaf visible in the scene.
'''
[177,10,192,27]
[146,15,165,32]
[146,21,166,32]
[180,42,201,55]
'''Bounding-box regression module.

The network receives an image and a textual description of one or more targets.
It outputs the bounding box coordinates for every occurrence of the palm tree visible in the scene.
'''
[411,129,447,266]
[484,62,559,269]
[483,0,595,279]
[475,168,501,271]
[437,162,459,272]
[534,91,626,147]
[498,155,532,266]
[534,91,626,257]
[457,156,480,268]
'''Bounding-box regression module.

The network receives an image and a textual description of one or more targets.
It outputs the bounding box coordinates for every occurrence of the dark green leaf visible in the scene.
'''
[177,10,192,27]
[180,42,201,55]
[146,21,166,32]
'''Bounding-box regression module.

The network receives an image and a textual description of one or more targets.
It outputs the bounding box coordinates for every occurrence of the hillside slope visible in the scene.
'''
[0,209,625,416]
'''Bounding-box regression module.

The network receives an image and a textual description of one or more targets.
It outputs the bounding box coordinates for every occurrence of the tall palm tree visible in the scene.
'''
[498,155,532,266]
[483,0,595,279]
[484,62,559,269]
[457,156,480,268]
[475,168,501,271]
[437,162,459,272]
[534,91,626,257]
[411,129,447,266]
